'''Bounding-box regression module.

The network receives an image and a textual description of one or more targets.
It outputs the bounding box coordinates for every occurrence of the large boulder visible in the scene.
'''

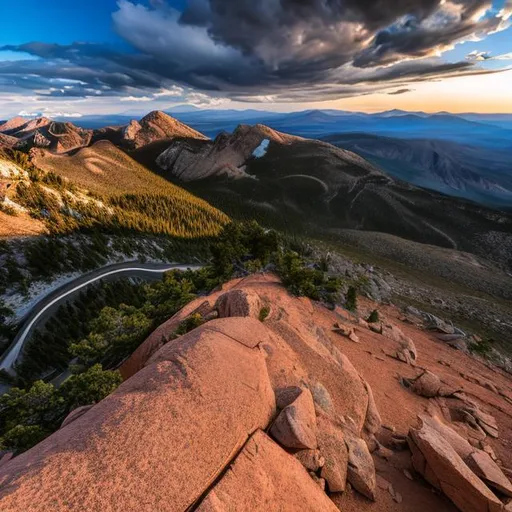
[362,379,382,438]
[270,388,318,450]
[317,416,349,493]
[0,320,276,512]
[196,430,339,512]
[419,416,512,497]
[345,434,377,501]
[409,370,443,398]
[409,419,504,512]
[215,289,263,319]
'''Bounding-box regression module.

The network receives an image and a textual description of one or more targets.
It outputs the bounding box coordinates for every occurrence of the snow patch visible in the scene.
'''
[252,139,270,158]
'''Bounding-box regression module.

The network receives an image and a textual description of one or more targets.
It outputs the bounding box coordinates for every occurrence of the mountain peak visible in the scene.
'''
[0,116,27,133]
[140,110,174,125]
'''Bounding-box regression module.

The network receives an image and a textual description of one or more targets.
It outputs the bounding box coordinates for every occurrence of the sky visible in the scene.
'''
[0,0,511,117]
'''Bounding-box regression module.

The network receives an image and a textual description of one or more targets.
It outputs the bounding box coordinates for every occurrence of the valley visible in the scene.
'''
[1,112,511,354]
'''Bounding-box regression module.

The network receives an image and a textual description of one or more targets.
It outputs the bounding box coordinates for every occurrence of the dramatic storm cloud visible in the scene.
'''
[0,0,511,106]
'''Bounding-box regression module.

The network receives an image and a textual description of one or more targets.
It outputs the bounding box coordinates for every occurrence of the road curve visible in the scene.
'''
[0,262,201,372]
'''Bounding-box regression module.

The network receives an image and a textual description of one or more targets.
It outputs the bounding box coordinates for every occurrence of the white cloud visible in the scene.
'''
[154,86,184,98]
[466,50,512,61]
[119,95,154,102]
[18,109,83,118]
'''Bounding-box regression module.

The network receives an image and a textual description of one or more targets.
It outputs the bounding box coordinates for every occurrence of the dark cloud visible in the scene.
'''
[387,88,414,95]
[0,0,510,103]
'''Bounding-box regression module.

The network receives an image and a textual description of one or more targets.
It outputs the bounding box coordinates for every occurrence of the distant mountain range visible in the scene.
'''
[323,133,512,209]
[1,109,511,267]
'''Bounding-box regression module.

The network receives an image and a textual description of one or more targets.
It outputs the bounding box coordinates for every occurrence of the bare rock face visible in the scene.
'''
[156,124,300,182]
[60,405,93,429]
[409,419,504,512]
[3,273,510,511]
[467,450,512,497]
[345,434,377,501]
[362,379,382,437]
[270,388,318,450]
[196,430,339,512]
[294,449,325,472]
[0,321,276,512]
[215,289,262,319]
[317,416,349,493]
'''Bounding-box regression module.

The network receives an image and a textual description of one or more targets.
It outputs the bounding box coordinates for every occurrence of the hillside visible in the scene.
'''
[0,148,229,340]
[323,133,512,209]
[32,139,207,197]
[152,124,512,269]
[0,133,17,149]
[1,273,511,511]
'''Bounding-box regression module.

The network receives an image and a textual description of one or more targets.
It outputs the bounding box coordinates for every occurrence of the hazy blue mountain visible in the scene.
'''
[323,133,512,209]
[161,109,512,150]
[60,108,512,150]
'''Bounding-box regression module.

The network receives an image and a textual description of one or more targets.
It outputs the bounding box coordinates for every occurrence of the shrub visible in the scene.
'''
[276,251,341,304]
[367,310,380,323]
[259,306,270,322]
[0,425,47,452]
[468,336,493,357]
[175,313,204,336]
[59,364,122,410]
[210,221,279,278]
[345,286,358,312]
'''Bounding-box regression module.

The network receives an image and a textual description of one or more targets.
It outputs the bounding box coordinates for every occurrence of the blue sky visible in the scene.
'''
[0,1,123,46]
[0,0,511,116]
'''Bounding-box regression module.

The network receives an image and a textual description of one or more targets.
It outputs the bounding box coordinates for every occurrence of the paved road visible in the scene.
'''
[0,262,200,372]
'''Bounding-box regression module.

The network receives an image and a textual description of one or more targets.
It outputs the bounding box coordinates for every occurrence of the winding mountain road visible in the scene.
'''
[0,262,201,372]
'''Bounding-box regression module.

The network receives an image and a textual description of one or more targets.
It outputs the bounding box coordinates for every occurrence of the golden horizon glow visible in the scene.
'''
[320,69,512,114]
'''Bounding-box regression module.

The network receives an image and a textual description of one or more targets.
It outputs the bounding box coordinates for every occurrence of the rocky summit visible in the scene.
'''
[1,274,511,512]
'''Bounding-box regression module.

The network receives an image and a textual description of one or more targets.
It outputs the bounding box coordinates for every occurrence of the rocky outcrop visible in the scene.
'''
[4,119,93,154]
[0,133,17,148]
[215,288,263,318]
[92,111,207,150]
[409,418,505,512]
[2,274,511,512]
[0,319,276,511]
[121,111,207,149]
[156,124,300,181]
[317,416,349,493]
[345,434,377,501]
[270,388,318,449]
[404,370,455,398]
[196,430,339,512]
